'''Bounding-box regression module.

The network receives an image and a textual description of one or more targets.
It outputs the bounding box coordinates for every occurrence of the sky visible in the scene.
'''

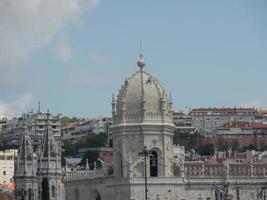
[0,0,267,118]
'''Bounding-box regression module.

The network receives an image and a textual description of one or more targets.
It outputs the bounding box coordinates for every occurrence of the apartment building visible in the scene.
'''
[61,117,112,144]
[0,111,61,150]
[0,150,17,186]
[217,121,267,138]
[189,107,260,136]
[173,112,195,134]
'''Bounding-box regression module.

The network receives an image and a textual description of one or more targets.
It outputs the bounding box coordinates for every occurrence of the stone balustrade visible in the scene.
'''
[113,111,172,124]
[63,169,107,182]
[64,163,267,182]
[184,163,267,179]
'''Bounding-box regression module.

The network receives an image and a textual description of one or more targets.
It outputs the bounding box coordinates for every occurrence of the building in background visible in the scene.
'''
[64,158,82,172]
[0,111,61,151]
[173,112,195,134]
[259,109,267,122]
[0,190,15,200]
[61,117,112,144]
[189,107,260,136]
[216,121,267,138]
[0,149,17,187]
[78,147,113,166]
[0,119,7,130]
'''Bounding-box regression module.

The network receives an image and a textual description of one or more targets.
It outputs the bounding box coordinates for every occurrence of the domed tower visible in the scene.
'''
[111,54,175,178]
[14,123,38,200]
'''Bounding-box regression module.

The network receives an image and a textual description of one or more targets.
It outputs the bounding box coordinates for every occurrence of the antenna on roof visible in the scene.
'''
[38,101,41,113]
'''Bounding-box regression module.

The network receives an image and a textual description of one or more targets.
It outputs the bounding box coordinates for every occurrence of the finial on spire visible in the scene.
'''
[139,37,142,55]
[169,93,172,101]
[137,54,145,70]
[137,38,145,70]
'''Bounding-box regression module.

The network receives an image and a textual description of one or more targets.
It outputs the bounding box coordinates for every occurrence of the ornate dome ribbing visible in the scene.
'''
[112,55,173,125]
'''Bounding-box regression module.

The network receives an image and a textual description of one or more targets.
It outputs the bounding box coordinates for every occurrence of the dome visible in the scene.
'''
[112,55,173,125]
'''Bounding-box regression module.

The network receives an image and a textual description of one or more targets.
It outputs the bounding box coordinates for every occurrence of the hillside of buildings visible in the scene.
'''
[0,107,267,188]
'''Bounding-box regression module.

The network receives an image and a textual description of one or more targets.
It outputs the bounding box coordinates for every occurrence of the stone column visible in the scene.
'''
[250,164,254,177]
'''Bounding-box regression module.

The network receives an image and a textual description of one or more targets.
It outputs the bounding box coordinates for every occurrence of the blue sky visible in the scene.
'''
[0,0,267,118]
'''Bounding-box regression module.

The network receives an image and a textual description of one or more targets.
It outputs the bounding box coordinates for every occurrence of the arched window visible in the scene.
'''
[92,189,101,200]
[96,193,101,200]
[28,189,32,200]
[75,188,79,200]
[52,186,55,198]
[150,151,158,177]
[117,152,123,177]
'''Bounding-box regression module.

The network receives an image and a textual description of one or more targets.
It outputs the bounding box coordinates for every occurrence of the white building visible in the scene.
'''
[216,121,267,138]
[61,117,111,144]
[0,111,61,151]
[62,55,267,200]
[0,149,17,186]
[189,107,260,136]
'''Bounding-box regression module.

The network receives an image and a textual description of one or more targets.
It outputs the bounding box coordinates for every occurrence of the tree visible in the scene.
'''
[60,116,78,126]
[42,177,49,200]
[63,133,108,158]
[232,138,240,152]
[63,142,78,156]
[80,151,101,170]
[196,144,215,156]
[217,137,226,151]
[173,131,203,151]
[77,132,108,149]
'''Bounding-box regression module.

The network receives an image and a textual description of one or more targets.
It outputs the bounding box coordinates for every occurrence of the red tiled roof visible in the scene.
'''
[219,121,267,129]
[219,121,251,129]
[251,122,267,129]
[79,119,98,126]
[190,107,257,115]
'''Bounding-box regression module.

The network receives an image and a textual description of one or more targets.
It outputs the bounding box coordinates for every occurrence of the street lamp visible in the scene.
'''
[234,182,240,200]
[138,146,152,200]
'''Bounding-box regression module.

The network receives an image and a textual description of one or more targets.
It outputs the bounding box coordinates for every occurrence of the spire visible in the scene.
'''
[19,122,33,161]
[112,94,116,119]
[42,111,56,158]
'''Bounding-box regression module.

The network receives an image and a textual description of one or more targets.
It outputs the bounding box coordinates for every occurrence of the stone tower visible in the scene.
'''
[38,112,62,200]
[14,123,38,200]
[111,54,175,178]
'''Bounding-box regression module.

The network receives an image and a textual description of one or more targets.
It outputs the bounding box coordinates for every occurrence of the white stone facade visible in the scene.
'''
[0,149,17,186]
[63,56,267,200]
[14,115,62,200]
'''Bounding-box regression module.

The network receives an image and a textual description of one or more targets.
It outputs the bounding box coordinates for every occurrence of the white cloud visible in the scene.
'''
[0,0,100,91]
[240,98,267,109]
[0,94,34,118]
[0,0,99,64]
[56,45,73,61]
